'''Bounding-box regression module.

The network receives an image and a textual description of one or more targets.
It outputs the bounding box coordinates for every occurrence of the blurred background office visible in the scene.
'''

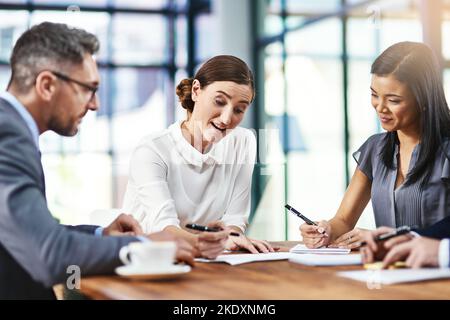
[0,0,448,240]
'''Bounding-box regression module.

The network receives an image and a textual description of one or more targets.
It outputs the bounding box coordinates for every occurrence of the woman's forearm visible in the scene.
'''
[227,225,244,235]
[328,217,354,243]
[328,168,372,242]
[164,225,198,246]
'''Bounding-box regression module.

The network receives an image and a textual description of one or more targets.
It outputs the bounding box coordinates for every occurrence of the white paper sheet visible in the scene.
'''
[289,244,350,254]
[289,253,362,266]
[196,252,291,265]
[338,268,450,284]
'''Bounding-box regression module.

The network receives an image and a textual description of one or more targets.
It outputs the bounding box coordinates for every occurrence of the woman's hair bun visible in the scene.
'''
[176,78,195,112]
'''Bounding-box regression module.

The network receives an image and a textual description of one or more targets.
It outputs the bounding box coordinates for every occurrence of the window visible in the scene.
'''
[252,0,424,240]
[0,0,209,224]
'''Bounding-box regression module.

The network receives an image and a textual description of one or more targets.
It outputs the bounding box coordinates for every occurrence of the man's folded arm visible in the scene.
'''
[0,179,139,288]
[417,216,450,239]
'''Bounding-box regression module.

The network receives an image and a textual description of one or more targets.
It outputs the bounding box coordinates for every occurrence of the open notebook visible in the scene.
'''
[289,253,362,266]
[290,244,350,254]
[196,252,291,265]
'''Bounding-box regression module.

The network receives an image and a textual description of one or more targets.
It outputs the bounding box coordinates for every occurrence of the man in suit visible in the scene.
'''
[360,216,450,268]
[0,22,198,299]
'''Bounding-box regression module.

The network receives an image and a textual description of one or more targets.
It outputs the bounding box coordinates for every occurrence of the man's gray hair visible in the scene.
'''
[9,22,99,92]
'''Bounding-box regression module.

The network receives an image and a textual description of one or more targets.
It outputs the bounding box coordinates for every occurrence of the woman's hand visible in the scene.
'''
[328,228,371,249]
[195,221,229,259]
[299,220,331,248]
[146,230,195,266]
[225,232,275,254]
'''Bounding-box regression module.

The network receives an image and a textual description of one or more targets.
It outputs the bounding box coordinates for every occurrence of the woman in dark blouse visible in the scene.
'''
[300,41,450,249]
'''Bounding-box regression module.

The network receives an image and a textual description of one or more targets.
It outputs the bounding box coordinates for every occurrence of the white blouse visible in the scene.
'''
[122,120,256,233]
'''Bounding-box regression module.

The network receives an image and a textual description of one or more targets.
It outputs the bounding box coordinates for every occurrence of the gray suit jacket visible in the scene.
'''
[0,98,138,299]
[418,216,450,240]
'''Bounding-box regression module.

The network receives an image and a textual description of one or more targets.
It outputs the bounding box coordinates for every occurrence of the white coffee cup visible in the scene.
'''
[119,241,177,271]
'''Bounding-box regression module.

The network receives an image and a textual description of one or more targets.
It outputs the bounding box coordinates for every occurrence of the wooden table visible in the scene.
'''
[79,242,450,300]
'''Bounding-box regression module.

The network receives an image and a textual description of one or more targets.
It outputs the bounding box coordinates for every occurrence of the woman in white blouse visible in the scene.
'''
[122,55,274,258]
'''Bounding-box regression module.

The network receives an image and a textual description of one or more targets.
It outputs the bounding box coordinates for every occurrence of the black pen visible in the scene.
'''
[285,204,328,237]
[360,225,411,246]
[185,223,240,237]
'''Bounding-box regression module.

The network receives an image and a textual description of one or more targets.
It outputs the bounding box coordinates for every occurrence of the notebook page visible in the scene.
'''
[290,244,350,254]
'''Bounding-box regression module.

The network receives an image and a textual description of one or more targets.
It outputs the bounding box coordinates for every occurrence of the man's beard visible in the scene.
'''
[48,116,78,137]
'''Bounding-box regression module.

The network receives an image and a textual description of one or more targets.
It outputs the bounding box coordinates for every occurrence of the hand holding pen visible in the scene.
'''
[360,225,411,247]
[186,223,241,237]
[186,223,276,254]
[360,226,414,264]
[299,220,331,249]
[185,221,230,259]
[285,204,331,248]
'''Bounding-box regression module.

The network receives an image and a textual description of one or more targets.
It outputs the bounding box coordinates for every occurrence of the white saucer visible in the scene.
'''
[115,264,191,281]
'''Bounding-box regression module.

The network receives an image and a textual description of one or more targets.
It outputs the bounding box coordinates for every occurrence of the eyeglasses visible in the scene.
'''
[50,71,98,102]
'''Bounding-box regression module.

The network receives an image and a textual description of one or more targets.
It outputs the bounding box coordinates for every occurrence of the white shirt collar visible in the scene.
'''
[169,120,229,167]
[0,91,40,149]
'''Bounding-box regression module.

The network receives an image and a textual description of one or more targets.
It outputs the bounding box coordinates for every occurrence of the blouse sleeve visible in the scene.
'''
[352,134,384,181]
[125,141,180,233]
[221,130,256,232]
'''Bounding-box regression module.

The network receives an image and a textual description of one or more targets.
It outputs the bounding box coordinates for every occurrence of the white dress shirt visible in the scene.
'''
[0,91,39,148]
[412,232,449,268]
[122,120,256,233]
[439,239,449,268]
